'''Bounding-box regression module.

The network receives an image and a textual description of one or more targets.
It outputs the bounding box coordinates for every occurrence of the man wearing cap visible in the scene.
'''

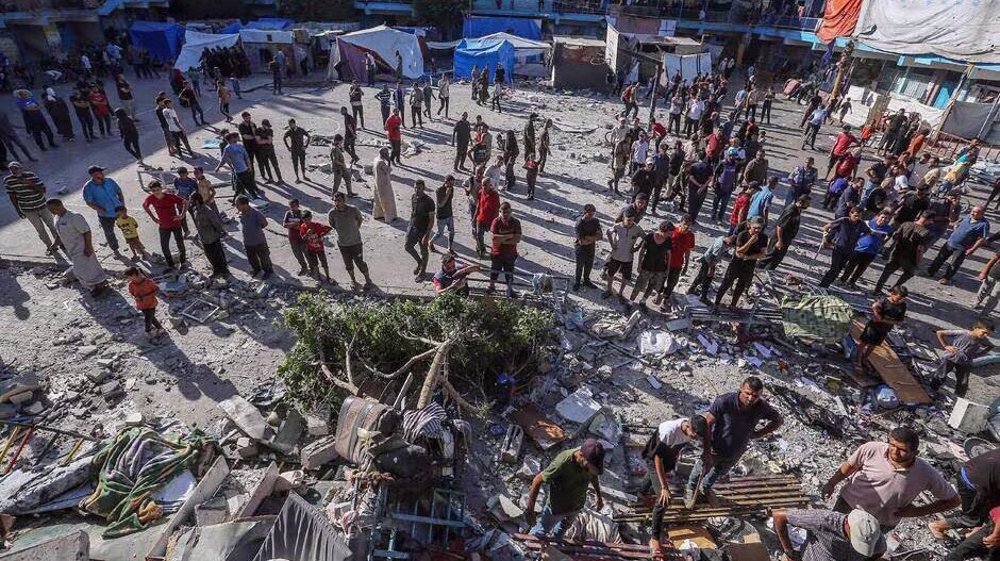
[81,165,124,256]
[5,162,59,256]
[773,507,885,561]
[641,416,707,555]
[46,198,108,296]
[525,439,605,539]
[822,427,960,530]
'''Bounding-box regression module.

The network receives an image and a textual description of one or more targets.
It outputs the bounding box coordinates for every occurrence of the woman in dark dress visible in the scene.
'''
[43,88,74,141]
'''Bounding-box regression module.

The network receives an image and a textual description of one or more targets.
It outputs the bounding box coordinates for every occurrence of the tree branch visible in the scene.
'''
[357,347,439,380]
[318,347,358,395]
[399,332,444,347]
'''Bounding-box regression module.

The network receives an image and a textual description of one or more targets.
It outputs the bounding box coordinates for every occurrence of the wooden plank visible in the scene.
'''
[851,321,932,404]
[510,404,566,450]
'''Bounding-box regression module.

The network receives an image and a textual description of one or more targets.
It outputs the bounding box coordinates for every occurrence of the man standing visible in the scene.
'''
[408,83,423,128]
[523,113,537,163]
[489,201,522,297]
[437,75,450,118]
[141,180,187,271]
[628,220,672,312]
[784,157,818,209]
[393,81,406,127]
[348,81,364,129]
[573,204,601,291]
[217,133,260,199]
[430,175,455,254]
[405,180,435,282]
[819,209,868,288]
[657,216,695,310]
[5,162,59,256]
[46,198,108,296]
[283,199,309,275]
[330,134,354,197]
[81,165,123,256]
[339,107,360,165]
[802,104,828,149]
[772,508,885,561]
[713,217,768,312]
[385,109,403,166]
[873,211,931,295]
[741,149,769,187]
[162,99,193,157]
[826,125,859,180]
[686,153,714,224]
[283,119,311,183]
[856,287,908,370]
[686,377,783,507]
[235,195,272,278]
[603,207,644,301]
[934,319,996,397]
[759,195,809,271]
[822,427,960,530]
[927,206,990,285]
[328,192,375,290]
[453,113,471,172]
[525,439,605,539]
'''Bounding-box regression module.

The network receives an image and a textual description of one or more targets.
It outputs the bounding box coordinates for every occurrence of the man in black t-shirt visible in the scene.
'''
[405,179,435,281]
[874,211,932,295]
[759,195,809,271]
[687,155,714,224]
[714,216,767,311]
[430,175,455,253]
[573,204,602,291]
[857,287,907,370]
[628,220,673,311]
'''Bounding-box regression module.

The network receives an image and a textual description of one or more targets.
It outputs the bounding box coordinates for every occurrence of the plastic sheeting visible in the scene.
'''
[816,0,862,44]
[239,29,294,44]
[245,18,294,30]
[663,52,712,82]
[129,21,184,63]
[841,85,946,131]
[854,0,1000,63]
[335,25,424,79]
[462,32,550,56]
[454,40,515,83]
[220,22,242,34]
[174,30,239,71]
[943,100,996,139]
[252,494,352,561]
[463,16,542,40]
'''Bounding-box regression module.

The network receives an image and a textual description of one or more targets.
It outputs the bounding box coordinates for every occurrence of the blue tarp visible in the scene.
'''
[463,17,542,40]
[454,39,515,83]
[220,22,242,34]
[129,21,185,63]
[246,18,294,31]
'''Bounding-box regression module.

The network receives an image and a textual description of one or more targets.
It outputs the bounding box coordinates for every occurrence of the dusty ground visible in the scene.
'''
[0,71,998,558]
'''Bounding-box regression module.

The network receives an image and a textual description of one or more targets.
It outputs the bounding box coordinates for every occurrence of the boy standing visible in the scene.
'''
[934,320,996,397]
[115,206,148,260]
[603,207,644,301]
[299,210,333,283]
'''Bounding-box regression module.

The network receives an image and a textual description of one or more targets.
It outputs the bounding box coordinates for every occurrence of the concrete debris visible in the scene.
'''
[638,330,681,356]
[0,530,89,561]
[949,398,990,434]
[268,409,305,454]
[588,412,622,444]
[555,387,602,425]
[488,494,524,522]
[305,413,329,437]
[300,435,338,469]
[219,396,270,441]
[0,374,41,402]
[100,380,123,400]
[236,437,259,459]
[274,469,306,493]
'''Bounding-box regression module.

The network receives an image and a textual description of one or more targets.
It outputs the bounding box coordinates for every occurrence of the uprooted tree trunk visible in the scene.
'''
[318,335,473,411]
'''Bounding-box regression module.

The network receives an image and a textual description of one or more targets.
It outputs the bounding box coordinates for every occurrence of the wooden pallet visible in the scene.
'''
[511,533,685,560]
[614,475,809,523]
[850,320,932,404]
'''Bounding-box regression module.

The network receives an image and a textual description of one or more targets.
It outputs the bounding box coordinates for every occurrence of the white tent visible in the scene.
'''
[239,29,296,73]
[174,30,239,71]
[334,25,424,79]
[467,32,550,56]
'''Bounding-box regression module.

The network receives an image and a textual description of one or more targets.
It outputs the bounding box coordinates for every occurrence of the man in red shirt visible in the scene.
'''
[298,210,332,283]
[705,127,724,166]
[141,180,187,270]
[834,148,861,180]
[384,108,403,166]
[656,216,695,310]
[490,201,522,297]
[475,178,500,257]
[650,119,667,153]
[826,124,859,180]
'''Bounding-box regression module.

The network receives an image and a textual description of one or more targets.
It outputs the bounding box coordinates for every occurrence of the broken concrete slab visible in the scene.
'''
[236,437,259,459]
[488,494,525,522]
[7,390,34,405]
[0,530,89,561]
[949,398,990,434]
[304,413,328,437]
[0,374,41,403]
[218,396,269,441]
[268,409,305,454]
[639,331,681,356]
[99,381,123,400]
[555,387,602,426]
[300,436,338,470]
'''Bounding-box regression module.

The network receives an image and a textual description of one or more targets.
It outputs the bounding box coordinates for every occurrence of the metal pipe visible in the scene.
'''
[0,420,100,442]
[5,427,34,475]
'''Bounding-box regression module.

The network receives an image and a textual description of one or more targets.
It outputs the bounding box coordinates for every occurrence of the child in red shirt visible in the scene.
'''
[729,184,755,235]
[126,267,164,337]
[298,210,332,283]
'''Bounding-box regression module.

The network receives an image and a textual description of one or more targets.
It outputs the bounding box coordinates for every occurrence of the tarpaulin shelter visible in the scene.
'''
[463,16,542,40]
[816,0,863,44]
[463,32,549,56]
[240,29,295,73]
[663,52,713,82]
[854,0,1000,63]
[551,36,608,90]
[454,39,515,84]
[129,21,184,63]
[329,25,425,82]
[174,30,239,71]
[220,22,242,34]
[245,18,294,31]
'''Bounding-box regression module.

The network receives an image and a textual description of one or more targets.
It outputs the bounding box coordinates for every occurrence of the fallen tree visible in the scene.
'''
[278,293,555,410]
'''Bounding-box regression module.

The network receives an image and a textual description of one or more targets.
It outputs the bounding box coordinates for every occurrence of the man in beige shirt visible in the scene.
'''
[821,426,960,529]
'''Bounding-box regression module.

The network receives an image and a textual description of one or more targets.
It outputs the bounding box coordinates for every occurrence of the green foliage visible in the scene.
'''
[278,293,555,407]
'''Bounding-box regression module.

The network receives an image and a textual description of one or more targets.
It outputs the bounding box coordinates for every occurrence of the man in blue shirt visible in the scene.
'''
[82,165,123,254]
[839,210,894,288]
[746,177,776,225]
[685,376,783,508]
[784,157,817,210]
[215,133,260,201]
[834,177,864,219]
[819,208,868,288]
[927,205,989,285]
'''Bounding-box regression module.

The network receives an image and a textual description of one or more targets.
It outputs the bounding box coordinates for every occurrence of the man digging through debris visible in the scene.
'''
[525,438,605,539]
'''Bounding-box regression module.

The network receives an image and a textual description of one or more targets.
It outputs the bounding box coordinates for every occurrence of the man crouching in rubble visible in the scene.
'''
[525,438,606,539]
[641,416,708,555]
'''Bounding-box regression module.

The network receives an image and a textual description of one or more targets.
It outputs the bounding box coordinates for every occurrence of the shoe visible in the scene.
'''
[505,286,515,298]
[582,280,598,289]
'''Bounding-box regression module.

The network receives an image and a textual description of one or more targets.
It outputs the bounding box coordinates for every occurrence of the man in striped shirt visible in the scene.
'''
[4,161,59,256]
